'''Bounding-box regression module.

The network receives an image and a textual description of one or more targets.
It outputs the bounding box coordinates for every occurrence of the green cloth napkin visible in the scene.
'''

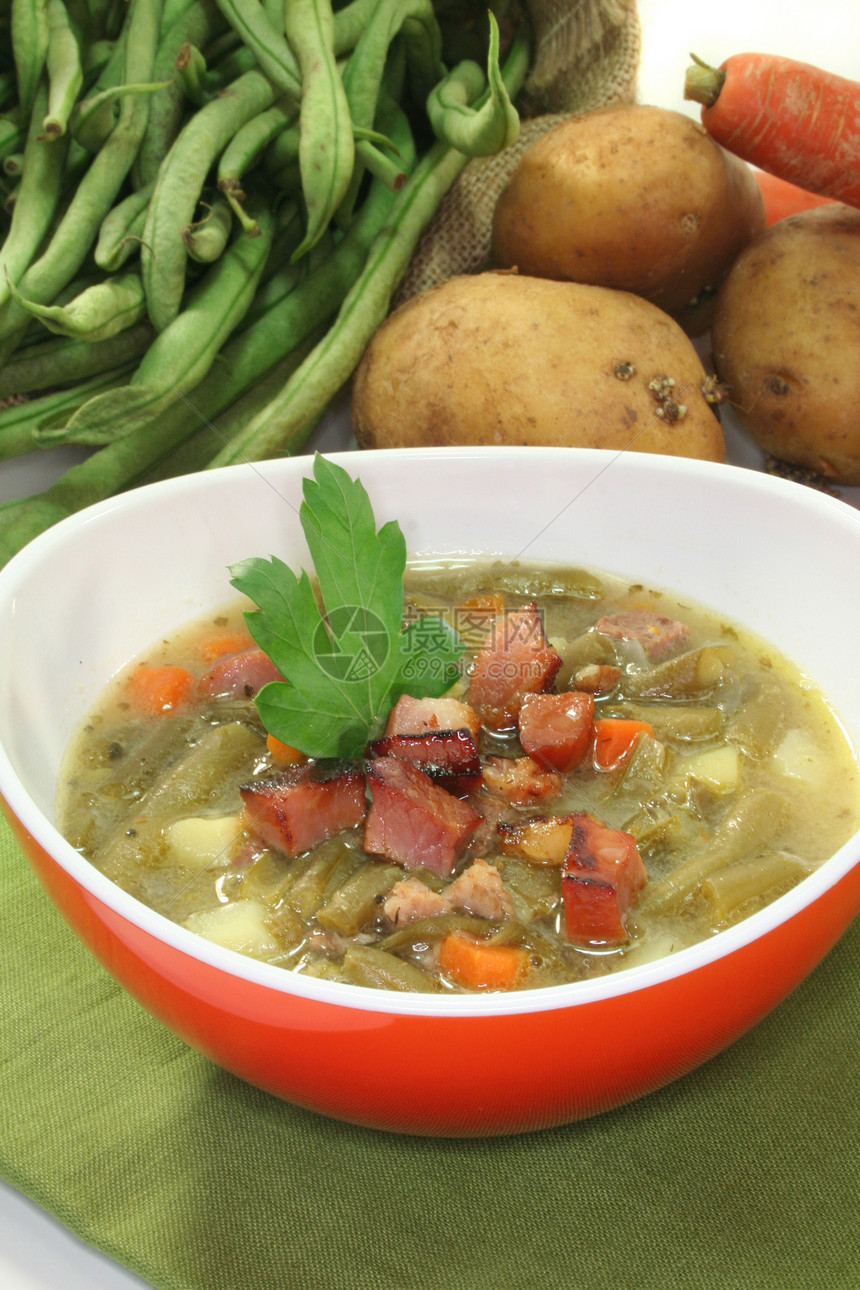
[2,810,858,1290]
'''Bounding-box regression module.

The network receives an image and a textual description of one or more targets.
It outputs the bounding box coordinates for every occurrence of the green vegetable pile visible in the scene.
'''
[231,453,464,758]
[0,0,530,567]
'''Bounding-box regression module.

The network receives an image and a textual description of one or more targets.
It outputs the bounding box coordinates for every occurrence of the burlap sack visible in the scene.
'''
[396,0,641,303]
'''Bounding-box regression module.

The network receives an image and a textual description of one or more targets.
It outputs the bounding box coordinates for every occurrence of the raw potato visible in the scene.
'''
[351,272,725,461]
[711,205,860,482]
[491,104,766,336]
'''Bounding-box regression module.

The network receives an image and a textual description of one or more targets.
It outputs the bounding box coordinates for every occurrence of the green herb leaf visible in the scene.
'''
[229,454,465,759]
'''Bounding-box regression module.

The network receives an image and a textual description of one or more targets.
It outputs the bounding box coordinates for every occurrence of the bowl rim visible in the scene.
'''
[2,445,860,1018]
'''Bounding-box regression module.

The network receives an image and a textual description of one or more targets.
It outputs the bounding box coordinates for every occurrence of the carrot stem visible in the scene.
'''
[684,54,725,108]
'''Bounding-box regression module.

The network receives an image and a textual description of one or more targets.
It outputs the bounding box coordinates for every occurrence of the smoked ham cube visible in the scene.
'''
[364,756,482,877]
[481,755,562,806]
[365,729,482,796]
[467,602,562,730]
[561,813,647,944]
[518,691,595,772]
[594,609,689,662]
[240,760,366,857]
[385,694,481,742]
[198,647,283,699]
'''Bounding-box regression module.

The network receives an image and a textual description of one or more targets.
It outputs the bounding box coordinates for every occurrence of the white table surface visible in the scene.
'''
[2,2,860,1286]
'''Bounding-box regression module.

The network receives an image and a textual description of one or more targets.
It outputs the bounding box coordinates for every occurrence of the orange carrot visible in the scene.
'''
[128,664,195,715]
[753,171,837,225]
[593,717,653,770]
[266,733,304,764]
[438,931,530,991]
[452,592,506,644]
[684,54,860,208]
[197,630,253,662]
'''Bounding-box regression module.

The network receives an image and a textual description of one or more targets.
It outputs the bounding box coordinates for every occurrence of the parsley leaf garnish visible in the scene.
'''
[229,454,464,759]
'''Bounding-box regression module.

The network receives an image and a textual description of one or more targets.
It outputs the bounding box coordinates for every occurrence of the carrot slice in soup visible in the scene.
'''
[593,717,654,769]
[128,664,195,715]
[438,931,530,991]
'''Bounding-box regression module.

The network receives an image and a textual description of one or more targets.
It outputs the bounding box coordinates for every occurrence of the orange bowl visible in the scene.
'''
[2,448,860,1136]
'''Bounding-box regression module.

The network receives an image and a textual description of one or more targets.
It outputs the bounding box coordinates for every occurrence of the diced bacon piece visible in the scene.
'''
[385,694,481,742]
[198,647,283,699]
[573,663,622,695]
[498,815,574,866]
[518,691,595,772]
[467,602,562,730]
[561,813,647,945]
[366,729,481,796]
[364,756,482,877]
[381,876,452,927]
[444,859,514,920]
[481,755,562,807]
[594,609,689,662]
[240,760,366,857]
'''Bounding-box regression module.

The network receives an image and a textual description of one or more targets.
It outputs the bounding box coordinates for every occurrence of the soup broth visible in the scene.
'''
[57,560,860,993]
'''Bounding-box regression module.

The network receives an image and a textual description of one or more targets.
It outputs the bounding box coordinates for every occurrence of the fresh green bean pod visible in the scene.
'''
[81,36,114,83]
[2,151,22,176]
[426,13,519,156]
[208,30,529,465]
[262,118,299,172]
[342,0,444,133]
[331,0,377,55]
[42,0,84,139]
[337,0,443,221]
[173,41,210,106]
[6,269,146,341]
[283,0,355,260]
[69,79,171,152]
[137,334,323,484]
[93,179,154,270]
[160,0,200,31]
[140,67,277,330]
[49,201,276,444]
[0,82,68,311]
[0,360,136,460]
[354,137,407,190]
[0,161,403,560]
[211,0,301,99]
[132,0,224,187]
[11,0,50,120]
[181,192,233,263]
[217,96,297,192]
[0,0,162,360]
[0,322,153,398]
[174,39,256,106]
[89,12,128,89]
[198,25,241,65]
[0,115,25,160]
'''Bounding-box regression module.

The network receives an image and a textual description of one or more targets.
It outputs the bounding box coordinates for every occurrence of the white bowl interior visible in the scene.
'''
[2,447,860,1012]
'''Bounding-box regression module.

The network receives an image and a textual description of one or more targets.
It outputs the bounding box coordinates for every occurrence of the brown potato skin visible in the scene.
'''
[491,104,766,336]
[711,205,860,483]
[351,272,725,462]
